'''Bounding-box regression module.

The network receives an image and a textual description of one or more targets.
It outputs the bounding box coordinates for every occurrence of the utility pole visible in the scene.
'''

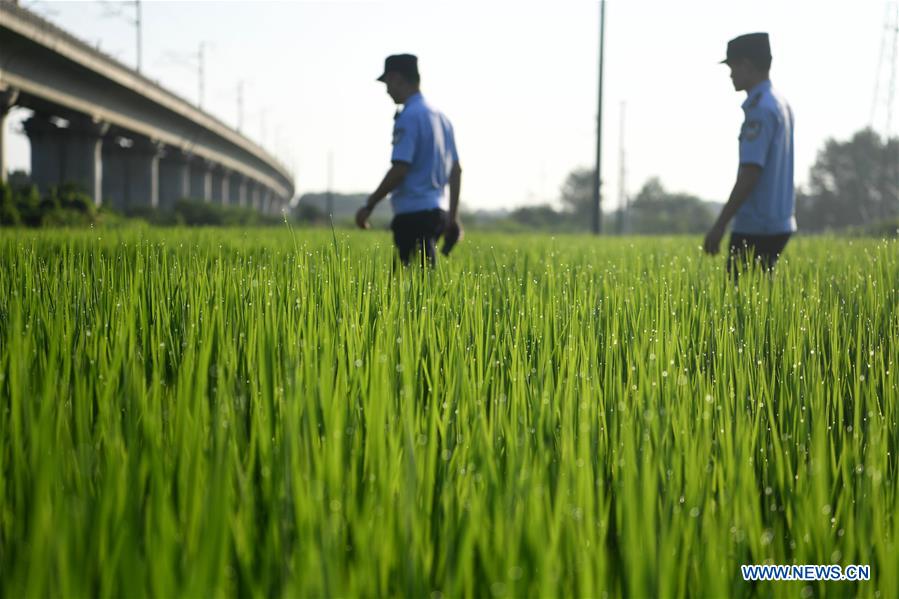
[260,109,268,148]
[591,0,607,235]
[617,101,627,234]
[135,0,142,73]
[198,42,205,108]
[100,0,141,72]
[237,81,244,133]
[326,151,334,218]
[159,42,209,109]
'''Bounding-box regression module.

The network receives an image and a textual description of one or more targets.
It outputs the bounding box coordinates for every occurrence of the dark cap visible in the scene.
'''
[721,33,771,66]
[377,54,419,82]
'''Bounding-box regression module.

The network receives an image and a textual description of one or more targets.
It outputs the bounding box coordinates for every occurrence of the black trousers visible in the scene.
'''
[391,208,446,266]
[728,232,791,279]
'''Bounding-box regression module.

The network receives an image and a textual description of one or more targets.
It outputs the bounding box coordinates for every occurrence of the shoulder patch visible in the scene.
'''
[740,120,762,141]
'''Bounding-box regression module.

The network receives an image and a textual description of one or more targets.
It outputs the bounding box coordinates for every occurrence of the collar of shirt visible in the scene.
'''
[742,79,772,110]
[401,92,424,112]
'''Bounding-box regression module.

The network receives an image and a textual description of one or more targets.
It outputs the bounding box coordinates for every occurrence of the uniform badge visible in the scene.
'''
[741,120,762,141]
[393,128,404,146]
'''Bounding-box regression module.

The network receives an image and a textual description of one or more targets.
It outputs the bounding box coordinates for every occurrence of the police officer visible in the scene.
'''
[703,33,796,278]
[355,54,462,266]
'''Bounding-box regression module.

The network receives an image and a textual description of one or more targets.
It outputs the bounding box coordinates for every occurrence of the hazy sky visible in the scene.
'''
[4,0,897,211]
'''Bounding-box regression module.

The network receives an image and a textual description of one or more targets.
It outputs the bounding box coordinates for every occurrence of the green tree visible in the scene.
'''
[797,129,899,231]
[627,177,717,234]
[0,181,21,226]
[559,167,595,225]
[509,204,573,230]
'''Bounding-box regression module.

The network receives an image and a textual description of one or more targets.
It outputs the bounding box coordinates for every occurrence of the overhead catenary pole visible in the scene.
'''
[592,0,606,235]
[326,151,334,218]
[198,42,205,108]
[135,0,142,72]
[618,101,627,234]
[100,0,141,71]
[237,81,244,132]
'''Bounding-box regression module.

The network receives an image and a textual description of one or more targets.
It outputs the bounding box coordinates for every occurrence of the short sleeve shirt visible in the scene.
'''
[733,80,797,235]
[389,93,459,215]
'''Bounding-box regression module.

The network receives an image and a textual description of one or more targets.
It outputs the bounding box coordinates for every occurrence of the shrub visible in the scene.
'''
[0,181,21,226]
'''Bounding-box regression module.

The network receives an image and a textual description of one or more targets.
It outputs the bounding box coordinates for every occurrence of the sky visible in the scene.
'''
[4,0,898,212]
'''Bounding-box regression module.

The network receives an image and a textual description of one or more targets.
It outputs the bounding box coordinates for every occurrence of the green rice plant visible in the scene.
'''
[0,228,896,598]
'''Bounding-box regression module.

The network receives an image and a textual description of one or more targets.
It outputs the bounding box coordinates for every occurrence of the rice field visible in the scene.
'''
[0,227,896,598]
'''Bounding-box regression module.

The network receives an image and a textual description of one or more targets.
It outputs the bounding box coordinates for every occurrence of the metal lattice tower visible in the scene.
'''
[871,2,899,139]
[869,3,899,221]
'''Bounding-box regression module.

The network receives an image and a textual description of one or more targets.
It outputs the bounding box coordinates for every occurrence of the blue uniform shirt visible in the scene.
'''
[733,80,797,235]
[389,93,459,215]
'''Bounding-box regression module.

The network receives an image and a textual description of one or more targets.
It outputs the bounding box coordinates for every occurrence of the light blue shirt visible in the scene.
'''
[733,80,797,235]
[389,93,459,215]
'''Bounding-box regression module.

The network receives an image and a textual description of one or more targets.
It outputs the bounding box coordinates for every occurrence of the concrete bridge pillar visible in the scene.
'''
[234,174,248,207]
[65,116,109,207]
[102,136,128,211]
[211,165,229,205]
[101,138,127,211]
[221,172,231,205]
[127,137,163,208]
[158,148,190,209]
[189,157,212,202]
[0,88,19,183]
[100,136,161,211]
[259,188,269,215]
[23,113,109,206]
[249,181,261,212]
[22,114,61,192]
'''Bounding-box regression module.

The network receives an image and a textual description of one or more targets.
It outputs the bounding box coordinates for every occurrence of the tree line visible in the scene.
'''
[291,128,896,235]
[494,127,898,234]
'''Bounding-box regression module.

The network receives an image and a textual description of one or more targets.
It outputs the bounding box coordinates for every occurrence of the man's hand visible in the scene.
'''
[705,164,761,254]
[441,214,463,255]
[703,223,726,255]
[355,206,372,230]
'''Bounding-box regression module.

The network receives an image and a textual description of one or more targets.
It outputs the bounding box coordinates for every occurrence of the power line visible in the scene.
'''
[157,42,209,108]
[100,0,141,72]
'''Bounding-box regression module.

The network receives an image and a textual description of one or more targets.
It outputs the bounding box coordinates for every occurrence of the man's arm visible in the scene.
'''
[703,163,762,254]
[355,161,410,229]
[448,161,462,223]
